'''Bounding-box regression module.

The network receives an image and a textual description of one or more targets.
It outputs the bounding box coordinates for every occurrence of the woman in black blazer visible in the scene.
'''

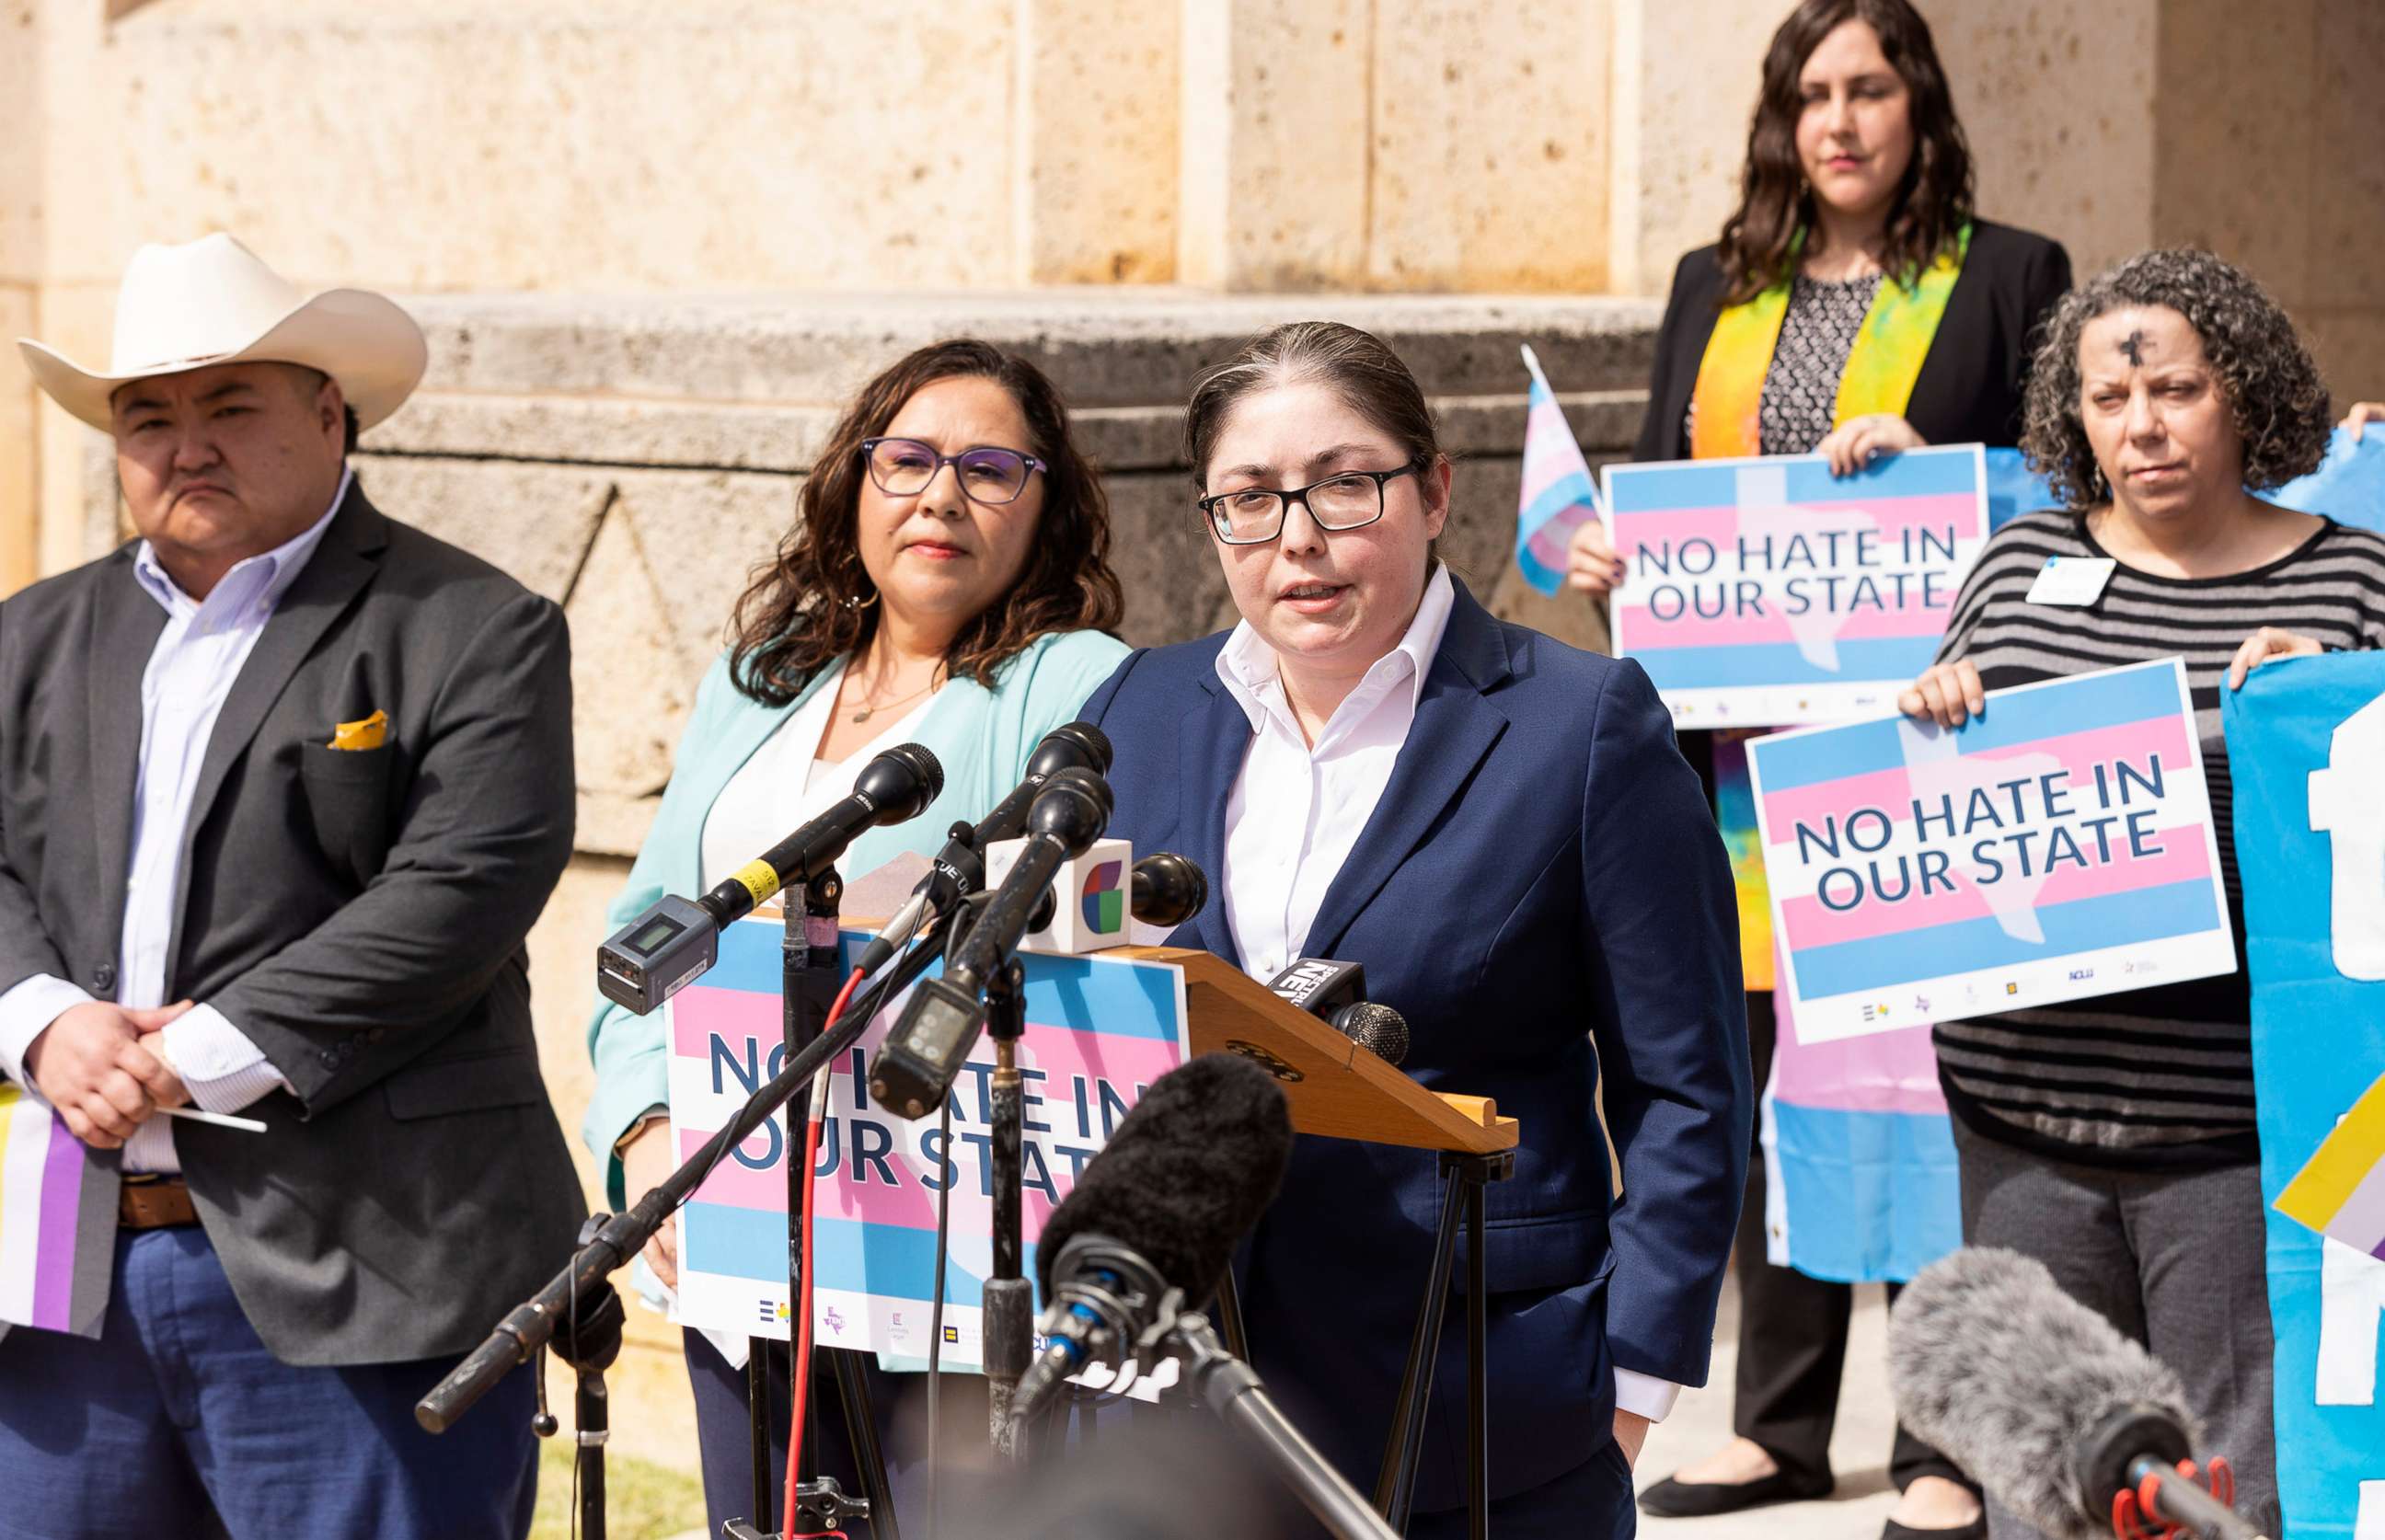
[1570,4,2068,1539]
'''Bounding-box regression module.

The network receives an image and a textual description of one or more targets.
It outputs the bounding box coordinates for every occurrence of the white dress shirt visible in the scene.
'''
[0,469,351,1173]
[1211,562,1681,1424]
[698,660,938,891]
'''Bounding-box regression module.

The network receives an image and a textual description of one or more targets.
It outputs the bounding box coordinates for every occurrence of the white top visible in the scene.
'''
[1209,563,1680,1424]
[0,469,352,1174]
[698,659,938,891]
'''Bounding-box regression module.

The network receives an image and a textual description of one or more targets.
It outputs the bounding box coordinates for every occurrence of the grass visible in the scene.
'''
[529,1438,709,1540]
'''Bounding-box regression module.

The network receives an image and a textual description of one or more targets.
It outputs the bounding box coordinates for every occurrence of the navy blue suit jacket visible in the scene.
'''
[1080,579,1752,1510]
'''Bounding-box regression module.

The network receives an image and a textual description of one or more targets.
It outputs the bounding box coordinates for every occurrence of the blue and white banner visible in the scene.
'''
[2224,651,2385,1540]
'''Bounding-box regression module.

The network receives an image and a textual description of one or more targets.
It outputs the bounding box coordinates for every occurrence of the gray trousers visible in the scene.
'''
[1952,1117,2279,1540]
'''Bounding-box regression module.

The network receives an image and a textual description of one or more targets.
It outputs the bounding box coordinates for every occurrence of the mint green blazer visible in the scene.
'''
[580,628,1130,1202]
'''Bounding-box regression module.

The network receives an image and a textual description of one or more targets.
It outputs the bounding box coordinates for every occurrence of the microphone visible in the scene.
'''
[858,723,1112,975]
[594,743,942,1014]
[868,767,1112,1118]
[1128,852,1208,930]
[1264,959,1410,1067]
[1014,1052,1295,1422]
[1890,1247,2267,1540]
[1018,850,1211,937]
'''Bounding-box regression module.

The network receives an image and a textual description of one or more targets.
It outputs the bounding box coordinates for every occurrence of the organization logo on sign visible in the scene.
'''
[1081,860,1124,934]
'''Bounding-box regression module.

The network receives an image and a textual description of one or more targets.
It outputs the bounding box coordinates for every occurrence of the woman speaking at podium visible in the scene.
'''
[1081,321,1752,1538]
[582,339,1129,1534]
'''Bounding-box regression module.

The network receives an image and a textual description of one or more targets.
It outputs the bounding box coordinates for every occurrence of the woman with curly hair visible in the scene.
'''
[1610,3,2066,1532]
[582,339,1128,1536]
[1901,247,2385,1540]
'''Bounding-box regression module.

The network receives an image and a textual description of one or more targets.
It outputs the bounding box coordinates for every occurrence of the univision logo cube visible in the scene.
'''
[982,835,1135,957]
[1082,860,1124,935]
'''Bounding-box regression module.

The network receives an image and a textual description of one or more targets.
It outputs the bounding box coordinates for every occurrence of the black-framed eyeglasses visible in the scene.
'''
[860,436,1047,505]
[1196,461,1424,545]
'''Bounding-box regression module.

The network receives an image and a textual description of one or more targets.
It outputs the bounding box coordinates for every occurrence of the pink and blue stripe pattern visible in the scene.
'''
[1513,345,1602,595]
[1606,449,1983,693]
[1752,661,2228,1007]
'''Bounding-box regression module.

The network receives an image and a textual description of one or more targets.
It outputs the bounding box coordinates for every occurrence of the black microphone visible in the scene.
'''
[868,767,1112,1118]
[1890,1247,2268,1540]
[1128,851,1208,930]
[1013,1052,1295,1421]
[1264,958,1410,1067]
[858,723,1112,975]
[594,743,942,1014]
[1020,850,1211,937]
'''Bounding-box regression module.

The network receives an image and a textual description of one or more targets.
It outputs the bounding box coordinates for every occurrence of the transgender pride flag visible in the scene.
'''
[1747,659,2238,1043]
[1513,344,1603,595]
[1761,950,1958,1284]
[0,1081,115,1338]
[665,916,1187,1371]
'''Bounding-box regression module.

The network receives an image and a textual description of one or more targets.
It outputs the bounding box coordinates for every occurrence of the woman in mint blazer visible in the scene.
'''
[582,339,1127,1535]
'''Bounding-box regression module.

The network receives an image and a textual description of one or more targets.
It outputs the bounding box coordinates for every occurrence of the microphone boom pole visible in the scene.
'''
[417,898,973,1435]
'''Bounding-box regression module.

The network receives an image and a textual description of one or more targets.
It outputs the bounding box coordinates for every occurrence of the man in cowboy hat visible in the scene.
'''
[0,235,584,1537]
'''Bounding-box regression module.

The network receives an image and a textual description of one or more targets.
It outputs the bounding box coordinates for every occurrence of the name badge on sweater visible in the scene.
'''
[2024,557,2115,607]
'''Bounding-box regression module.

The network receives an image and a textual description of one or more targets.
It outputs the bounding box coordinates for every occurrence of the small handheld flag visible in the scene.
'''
[1514,344,1605,596]
[0,1082,116,1337]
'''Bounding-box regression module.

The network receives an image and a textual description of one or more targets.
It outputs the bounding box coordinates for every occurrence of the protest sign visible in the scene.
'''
[1602,444,1986,726]
[2225,651,2385,1540]
[1748,658,2235,1043]
[665,915,1188,1371]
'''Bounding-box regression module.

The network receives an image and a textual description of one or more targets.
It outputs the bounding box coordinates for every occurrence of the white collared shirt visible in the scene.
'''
[1209,562,1680,1424]
[0,468,352,1172]
[1212,564,1456,985]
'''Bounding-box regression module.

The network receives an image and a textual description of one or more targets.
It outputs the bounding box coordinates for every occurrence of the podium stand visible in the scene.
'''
[1118,945,1520,1540]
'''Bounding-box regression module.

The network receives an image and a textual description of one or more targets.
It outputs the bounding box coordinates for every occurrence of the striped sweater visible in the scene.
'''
[1930,510,2385,1167]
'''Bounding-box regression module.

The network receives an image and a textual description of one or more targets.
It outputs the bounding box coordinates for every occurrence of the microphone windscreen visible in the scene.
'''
[1888,1247,2197,1540]
[1033,1052,1294,1307]
[1338,1002,1409,1067]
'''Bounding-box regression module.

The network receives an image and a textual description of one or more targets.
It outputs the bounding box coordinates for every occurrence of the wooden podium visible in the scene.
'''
[1116,944,1518,1540]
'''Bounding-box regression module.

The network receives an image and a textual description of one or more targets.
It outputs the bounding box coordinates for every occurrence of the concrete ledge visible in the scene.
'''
[400,288,1665,408]
[78,288,1648,859]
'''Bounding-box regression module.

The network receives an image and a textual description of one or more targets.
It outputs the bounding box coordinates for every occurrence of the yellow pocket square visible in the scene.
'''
[328,710,387,751]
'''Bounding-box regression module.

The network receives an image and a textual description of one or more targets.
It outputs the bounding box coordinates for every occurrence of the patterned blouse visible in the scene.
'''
[1681,271,1885,455]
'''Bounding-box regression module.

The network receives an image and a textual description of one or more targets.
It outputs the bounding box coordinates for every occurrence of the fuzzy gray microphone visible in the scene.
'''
[1889,1247,2206,1540]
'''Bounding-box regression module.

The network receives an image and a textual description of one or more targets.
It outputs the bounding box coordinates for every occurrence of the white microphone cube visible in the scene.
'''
[984,836,1133,956]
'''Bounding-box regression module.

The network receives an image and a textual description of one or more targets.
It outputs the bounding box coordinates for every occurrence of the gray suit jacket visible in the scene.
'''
[0,478,587,1366]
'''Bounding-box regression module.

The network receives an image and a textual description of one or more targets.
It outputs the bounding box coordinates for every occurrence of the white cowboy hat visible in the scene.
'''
[15,233,427,433]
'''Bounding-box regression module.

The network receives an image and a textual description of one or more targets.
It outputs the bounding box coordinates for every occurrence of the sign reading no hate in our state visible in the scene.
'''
[1603,445,1988,728]
[663,917,1188,1373]
[1746,659,2236,1044]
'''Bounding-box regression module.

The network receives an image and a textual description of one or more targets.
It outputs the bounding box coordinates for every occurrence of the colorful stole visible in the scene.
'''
[1688,223,1972,460]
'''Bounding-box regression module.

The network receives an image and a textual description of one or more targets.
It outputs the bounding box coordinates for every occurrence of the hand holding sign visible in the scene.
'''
[1901,659,1986,729]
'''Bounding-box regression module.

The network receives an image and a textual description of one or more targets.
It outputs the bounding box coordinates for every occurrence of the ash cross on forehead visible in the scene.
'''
[2117,329,2148,367]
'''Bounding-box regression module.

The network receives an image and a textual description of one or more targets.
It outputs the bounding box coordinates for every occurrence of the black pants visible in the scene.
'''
[1733,994,1970,1493]
[684,1329,992,1540]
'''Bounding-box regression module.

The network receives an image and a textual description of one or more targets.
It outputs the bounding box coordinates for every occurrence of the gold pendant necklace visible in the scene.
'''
[849,681,933,724]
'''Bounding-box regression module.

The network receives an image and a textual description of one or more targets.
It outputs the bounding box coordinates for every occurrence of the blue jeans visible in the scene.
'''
[0,1225,539,1540]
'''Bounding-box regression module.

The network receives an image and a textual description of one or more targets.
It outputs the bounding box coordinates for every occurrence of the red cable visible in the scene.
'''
[785,967,864,1539]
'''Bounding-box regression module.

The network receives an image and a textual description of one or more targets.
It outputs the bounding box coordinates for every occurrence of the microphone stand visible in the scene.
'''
[981,958,1032,1459]
[1145,1301,1400,1540]
[761,869,895,1540]
[414,898,974,1440]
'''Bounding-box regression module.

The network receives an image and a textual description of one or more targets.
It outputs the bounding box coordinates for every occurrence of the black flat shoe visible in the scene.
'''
[1880,1516,1988,1540]
[1636,1467,1835,1518]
